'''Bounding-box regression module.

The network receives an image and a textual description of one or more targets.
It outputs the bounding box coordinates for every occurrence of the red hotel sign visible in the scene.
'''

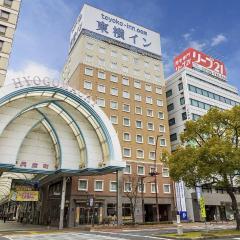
[174,48,227,81]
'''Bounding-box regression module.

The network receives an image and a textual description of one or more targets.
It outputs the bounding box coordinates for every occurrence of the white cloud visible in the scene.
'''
[5,61,60,86]
[183,33,191,41]
[211,34,227,46]
[188,41,206,51]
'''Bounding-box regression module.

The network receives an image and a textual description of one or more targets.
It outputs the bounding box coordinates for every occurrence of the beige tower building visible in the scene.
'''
[62,4,174,225]
[0,0,21,86]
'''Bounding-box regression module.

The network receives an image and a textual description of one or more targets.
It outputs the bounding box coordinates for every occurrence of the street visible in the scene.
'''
[0,224,239,240]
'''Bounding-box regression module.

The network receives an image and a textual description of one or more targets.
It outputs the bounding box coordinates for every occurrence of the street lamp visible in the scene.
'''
[149,134,163,222]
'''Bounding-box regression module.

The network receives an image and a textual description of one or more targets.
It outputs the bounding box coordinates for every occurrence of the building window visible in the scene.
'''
[98,58,105,67]
[123,148,131,157]
[167,103,174,112]
[94,180,104,191]
[154,64,160,71]
[136,134,143,143]
[135,94,142,102]
[192,113,201,121]
[147,122,154,131]
[122,66,128,73]
[98,71,106,79]
[162,168,169,177]
[178,83,183,91]
[137,166,145,175]
[182,112,187,120]
[148,136,155,145]
[0,10,9,20]
[135,107,142,115]
[124,182,132,192]
[111,50,117,57]
[111,62,117,69]
[122,91,130,99]
[96,98,105,107]
[150,166,157,174]
[99,47,105,54]
[159,125,165,133]
[122,54,128,61]
[157,99,163,106]
[122,77,129,86]
[86,42,93,50]
[110,101,118,109]
[147,109,153,117]
[110,181,117,192]
[145,72,150,79]
[146,96,153,104]
[0,40,3,50]
[134,69,140,76]
[134,80,141,89]
[155,76,160,81]
[0,25,6,35]
[4,0,13,7]
[136,120,142,129]
[158,112,164,119]
[123,104,130,112]
[84,67,93,76]
[124,164,131,174]
[85,55,93,63]
[145,84,152,92]
[163,184,171,194]
[138,182,145,193]
[169,118,176,126]
[160,138,166,146]
[180,97,185,105]
[110,74,118,82]
[144,61,149,67]
[156,87,162,94]
[166,89,172,98]
[151,183,158,193]
[78,179,88,191]
[170,133,177,142]
[149,151,156,160]
[123,132,131,141]
[110,116,118,124]
[133,58,139,64]
[84,81,92,90]
[110,88,118,96]
[123,117,130,126]
[136,149,144,159]
[98,84,106,93]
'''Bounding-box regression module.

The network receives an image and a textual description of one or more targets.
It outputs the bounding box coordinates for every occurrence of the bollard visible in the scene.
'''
[177,225,183,235]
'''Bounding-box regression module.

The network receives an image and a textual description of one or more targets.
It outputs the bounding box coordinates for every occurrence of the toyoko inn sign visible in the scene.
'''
[70,4,161,56]
[0,76,125,174]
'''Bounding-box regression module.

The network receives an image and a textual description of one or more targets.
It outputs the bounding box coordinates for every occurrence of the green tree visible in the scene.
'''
[169,107,240,230]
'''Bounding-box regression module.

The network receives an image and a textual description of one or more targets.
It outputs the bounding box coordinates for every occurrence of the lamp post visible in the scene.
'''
[140,176,146,223]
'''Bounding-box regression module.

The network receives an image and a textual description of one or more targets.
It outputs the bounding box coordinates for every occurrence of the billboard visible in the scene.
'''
[174,48,227,81]
[10,191,39,202]
[70,4,161,56]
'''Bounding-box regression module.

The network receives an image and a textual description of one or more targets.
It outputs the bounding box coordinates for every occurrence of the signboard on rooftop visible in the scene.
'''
[174,48,227,81]
[70,4,161,56]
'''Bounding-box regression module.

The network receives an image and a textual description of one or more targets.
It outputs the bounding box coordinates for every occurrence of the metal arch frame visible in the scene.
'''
[1,99,88,169]
[0,87,115,163]
[0,173,29,180]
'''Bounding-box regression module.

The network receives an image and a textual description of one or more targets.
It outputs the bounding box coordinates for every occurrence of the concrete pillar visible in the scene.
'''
[116,170,123,225]
[59,176,67,230]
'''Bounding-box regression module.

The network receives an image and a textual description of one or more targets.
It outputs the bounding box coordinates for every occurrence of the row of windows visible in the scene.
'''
[166,81,183,98]
[96,97,163,108]
[168,112,187,126]
[78,179,171,193]
[188,84,239,106]
[190,98,213,110]
[124,164,169,177]
[121,132,165,143]
[85,44,161,71]
[123,145,166,159]
[84,69,163,93]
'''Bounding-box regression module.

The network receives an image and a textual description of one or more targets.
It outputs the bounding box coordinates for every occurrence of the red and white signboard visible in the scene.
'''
[174,48,227,81]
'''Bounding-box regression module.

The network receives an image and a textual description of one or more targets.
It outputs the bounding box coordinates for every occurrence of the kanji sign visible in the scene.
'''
[174,48,227,81]
[199,197,206,218]
[70,4,161,56]
[10,191,39,202]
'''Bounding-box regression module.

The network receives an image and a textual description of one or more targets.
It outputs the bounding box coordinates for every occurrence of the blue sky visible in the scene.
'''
[7,0,240,88]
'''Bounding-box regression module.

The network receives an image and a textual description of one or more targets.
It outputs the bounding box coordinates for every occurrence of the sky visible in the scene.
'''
[6,0,240,89]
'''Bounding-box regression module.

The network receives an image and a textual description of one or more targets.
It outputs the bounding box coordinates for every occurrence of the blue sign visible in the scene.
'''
[178,211,188,221]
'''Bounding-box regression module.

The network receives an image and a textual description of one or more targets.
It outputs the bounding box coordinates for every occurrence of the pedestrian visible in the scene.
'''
[3,214,7,223]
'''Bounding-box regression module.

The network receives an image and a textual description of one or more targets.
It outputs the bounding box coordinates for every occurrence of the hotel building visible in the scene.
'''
[60,4,174,226]
[166,48,240,222]
[0,0,21,86]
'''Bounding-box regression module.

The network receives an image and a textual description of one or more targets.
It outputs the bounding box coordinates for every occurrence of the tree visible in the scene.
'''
[123,174,142,224]
[169,107,240,230]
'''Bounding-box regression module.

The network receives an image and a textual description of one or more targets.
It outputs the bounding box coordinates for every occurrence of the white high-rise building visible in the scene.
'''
[166,48,240,222]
